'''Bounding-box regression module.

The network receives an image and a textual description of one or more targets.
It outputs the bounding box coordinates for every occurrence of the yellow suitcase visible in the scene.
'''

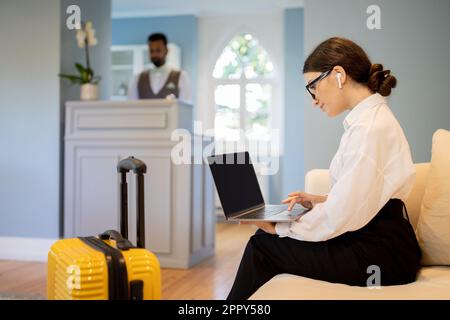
[47,157,161,300]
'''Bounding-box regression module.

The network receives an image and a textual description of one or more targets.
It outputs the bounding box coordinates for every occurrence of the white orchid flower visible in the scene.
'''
[85,21,93,30]
[87,29,98,46]
[60,21,100,87]
[85,21,98,46]
[76,29,86,48]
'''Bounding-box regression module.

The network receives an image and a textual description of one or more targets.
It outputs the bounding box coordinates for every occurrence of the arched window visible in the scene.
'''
[212,33,274,142]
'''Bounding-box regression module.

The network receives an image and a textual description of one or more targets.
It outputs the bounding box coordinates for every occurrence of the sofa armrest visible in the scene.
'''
[305,169,330,195]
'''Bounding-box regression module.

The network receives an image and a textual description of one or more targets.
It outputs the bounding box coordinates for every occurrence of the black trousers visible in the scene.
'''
[227,199,422,300]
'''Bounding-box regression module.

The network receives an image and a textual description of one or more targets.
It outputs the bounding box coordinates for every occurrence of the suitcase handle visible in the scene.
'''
[117,156,147,248]
[117,156,147,174]
[99,230,135,251]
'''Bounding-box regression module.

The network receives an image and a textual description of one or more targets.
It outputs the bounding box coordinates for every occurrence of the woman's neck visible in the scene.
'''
[347,85,374,110]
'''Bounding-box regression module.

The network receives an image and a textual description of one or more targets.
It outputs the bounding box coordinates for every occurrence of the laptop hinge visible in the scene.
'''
[229,204,265,219]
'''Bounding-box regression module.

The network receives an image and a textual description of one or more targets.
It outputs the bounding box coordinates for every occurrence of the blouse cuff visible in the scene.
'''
[275,222,291,237]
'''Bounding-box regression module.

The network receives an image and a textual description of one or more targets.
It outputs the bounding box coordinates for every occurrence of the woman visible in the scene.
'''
[227,37,422,300]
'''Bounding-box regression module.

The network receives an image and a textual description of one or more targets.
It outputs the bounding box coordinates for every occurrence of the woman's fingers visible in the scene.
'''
[287,198,297,211]
[283,194,316,210]
[282,195,305,204]
[282,197,298,204]
[288,191,304,197]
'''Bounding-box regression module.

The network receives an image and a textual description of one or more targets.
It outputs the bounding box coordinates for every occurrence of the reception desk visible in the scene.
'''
[64,99,215,268]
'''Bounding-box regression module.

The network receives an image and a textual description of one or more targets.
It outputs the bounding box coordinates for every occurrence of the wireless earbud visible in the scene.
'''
[336,73,343,89]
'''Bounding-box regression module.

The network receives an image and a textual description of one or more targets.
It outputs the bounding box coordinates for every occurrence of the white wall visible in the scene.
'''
[0,0,60,238]
[197,12,285,136]
[303,0,450,172]
[197,13,285,203]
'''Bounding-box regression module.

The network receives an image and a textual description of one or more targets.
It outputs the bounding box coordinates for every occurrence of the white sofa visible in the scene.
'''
[250,162,450,299]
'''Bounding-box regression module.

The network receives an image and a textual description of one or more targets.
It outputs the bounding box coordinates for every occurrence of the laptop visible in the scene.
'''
[207,151,311,222]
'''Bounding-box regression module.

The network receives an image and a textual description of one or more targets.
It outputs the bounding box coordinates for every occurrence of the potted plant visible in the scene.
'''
[59,21,101,100]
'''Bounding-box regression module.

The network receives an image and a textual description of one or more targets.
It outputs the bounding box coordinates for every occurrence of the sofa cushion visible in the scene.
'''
[404,163,430,229]
[249,267,450,300]
[417,129,450,265]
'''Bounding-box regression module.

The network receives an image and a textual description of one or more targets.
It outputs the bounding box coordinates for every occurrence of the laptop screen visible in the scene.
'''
[208,152,264,217]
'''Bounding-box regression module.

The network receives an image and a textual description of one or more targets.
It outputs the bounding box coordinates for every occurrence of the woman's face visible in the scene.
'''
[304,70,347,117]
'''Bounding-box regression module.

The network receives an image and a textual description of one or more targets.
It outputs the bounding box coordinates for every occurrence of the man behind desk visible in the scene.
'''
[128,33,191,102]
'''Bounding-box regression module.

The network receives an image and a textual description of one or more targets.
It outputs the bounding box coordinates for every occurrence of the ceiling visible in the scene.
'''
[112,0,304,18]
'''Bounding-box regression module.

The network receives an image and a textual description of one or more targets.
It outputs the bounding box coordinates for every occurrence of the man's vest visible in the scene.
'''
[137,69,181,99]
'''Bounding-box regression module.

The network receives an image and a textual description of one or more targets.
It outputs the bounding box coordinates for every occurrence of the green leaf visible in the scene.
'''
[75,63,86,75]
[58,73,84,85]
[81,70,89,83]
[79,67,94,83]
[86,68,94,81]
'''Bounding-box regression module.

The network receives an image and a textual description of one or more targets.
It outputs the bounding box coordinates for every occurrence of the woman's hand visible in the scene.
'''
[240,221,277,234]
[282,191,327,210]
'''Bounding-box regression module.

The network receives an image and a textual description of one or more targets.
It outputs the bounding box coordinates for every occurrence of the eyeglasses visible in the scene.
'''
[305,69,332,99]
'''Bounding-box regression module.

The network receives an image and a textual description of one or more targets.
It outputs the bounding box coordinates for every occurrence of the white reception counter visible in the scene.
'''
[64,99,215,268]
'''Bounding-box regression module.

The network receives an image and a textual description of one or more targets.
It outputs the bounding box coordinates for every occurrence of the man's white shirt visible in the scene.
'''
[127,64,192,103]
[275,93,416,241]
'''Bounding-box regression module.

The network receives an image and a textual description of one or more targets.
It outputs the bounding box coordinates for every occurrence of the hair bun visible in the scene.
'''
[369,63,383,75]
[368,63,397,96]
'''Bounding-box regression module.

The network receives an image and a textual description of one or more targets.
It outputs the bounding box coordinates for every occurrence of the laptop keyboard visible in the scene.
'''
[243,207,285,219]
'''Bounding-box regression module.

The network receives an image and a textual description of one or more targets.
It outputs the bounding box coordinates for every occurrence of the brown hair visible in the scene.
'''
[303,37,397,96]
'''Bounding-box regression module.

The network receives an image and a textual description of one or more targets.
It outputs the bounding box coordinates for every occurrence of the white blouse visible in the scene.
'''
[275,93,416,242]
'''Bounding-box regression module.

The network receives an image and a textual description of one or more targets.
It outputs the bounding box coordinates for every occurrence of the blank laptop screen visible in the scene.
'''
[208,152,264,216]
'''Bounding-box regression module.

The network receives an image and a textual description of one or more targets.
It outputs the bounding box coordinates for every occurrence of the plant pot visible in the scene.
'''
[80,83,98,101]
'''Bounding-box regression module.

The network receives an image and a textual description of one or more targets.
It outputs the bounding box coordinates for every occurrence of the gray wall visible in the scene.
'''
[0,0,112,239]
[0,0,60,238]
[59,0,112,236]
[60,0,112,102]
[303,0,450,172]
[271,8,305,203]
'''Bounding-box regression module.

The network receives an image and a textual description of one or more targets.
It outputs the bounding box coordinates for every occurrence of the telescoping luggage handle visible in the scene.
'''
[107,156,147,249]
[99,230,135,250]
